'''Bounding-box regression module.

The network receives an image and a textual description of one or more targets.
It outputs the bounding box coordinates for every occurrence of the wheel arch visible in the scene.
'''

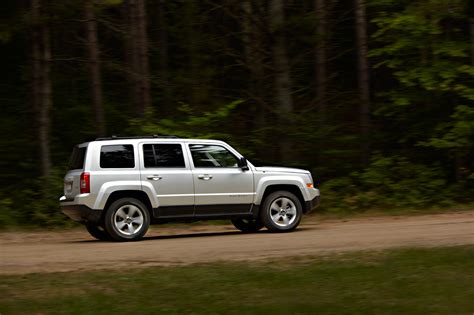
[93,180,158,210]
[258,184,306,213]
[103,190,153,218]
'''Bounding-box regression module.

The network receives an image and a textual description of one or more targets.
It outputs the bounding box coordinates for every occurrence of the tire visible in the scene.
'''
[104,198,150,242]
[231,218,264,233]
[85,224,111,241]
[260,191,303,232]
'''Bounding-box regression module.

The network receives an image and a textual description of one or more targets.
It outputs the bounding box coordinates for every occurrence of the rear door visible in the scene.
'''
[139,142,194,217]
[188,143,254,216]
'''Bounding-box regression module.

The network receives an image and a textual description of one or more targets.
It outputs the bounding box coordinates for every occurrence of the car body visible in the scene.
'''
[59,136,320,241]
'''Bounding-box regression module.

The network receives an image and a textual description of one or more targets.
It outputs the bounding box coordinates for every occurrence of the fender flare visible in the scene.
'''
[93,181,159,209]
[254,176,309,205]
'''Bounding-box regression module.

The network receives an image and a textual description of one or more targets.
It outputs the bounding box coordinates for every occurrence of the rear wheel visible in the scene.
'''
[231,218,264,233]
[261,191,303,232]
[85,224,111,241]
[104,198,150,242]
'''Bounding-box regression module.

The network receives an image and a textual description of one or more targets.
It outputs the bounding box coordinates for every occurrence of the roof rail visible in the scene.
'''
[95,135,181,141]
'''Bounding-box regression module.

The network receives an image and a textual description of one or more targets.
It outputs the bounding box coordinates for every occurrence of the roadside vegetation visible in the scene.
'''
[1,246,473,314]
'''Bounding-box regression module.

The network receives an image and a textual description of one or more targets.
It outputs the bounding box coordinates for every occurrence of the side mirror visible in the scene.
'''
[238,157,249,170]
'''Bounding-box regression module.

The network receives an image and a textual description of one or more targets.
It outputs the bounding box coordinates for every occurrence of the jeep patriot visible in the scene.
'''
[60,136,320,241]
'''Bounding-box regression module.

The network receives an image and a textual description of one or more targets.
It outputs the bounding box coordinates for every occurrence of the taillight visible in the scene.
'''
[80,172,90,194]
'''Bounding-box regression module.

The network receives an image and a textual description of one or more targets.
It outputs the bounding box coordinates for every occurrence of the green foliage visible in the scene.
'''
[422,105,474,151]
[0,197,14,226]
[0,170,74,228]
[128,100,243,140]
[366,0,474,194]
[370,0,472,102]
[321,155,463,211]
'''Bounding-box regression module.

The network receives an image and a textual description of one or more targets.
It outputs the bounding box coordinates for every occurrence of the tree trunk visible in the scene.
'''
[242,2,265,115]
[127,0,142,116]
[242,1,265,85]
[31,0,41,116]
[242,0,268,156]
[32,0,52,181]
[354,0,370,165]
[185,1,199,106]
[136,0,151,115]
[269,0,294,160]
[85,0,106,137]
[470,18,474,66]
[40,23,52,180]
[315,0,327,114]
[157,0,169,111]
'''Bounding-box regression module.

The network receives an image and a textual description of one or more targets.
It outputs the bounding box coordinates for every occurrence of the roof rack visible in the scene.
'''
[95,135,181,141]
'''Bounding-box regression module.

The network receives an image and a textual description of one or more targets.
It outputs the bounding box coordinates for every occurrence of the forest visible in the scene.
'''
[1,0,473,226]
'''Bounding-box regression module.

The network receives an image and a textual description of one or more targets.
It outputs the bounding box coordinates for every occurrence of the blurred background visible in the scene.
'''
[1,0,473,226]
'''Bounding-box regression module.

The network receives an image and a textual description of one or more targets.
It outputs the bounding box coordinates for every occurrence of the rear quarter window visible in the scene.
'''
[68,146,86,170]
[100,145,135,168]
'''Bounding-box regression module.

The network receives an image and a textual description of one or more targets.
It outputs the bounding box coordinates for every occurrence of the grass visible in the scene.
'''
[1,246,473,314]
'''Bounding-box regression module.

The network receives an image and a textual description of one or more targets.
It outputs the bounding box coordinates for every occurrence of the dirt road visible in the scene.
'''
[1,212,473,275]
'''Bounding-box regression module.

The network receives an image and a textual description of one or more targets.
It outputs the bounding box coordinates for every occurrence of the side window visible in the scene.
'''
[100,145,135,168]
[143,144,185,168]
[189,144,238,168]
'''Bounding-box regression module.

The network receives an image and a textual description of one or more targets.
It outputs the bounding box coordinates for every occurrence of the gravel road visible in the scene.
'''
[1,212,473,275]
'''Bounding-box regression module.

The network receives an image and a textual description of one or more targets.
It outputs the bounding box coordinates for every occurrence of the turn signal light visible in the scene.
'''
[306,183,314,189]
[80,172,90,194]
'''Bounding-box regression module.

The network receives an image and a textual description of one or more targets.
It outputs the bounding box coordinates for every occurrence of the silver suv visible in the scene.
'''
[60,136,320,241]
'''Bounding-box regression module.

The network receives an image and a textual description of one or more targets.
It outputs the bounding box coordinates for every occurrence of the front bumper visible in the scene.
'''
[304,195,320,213]
[60,203,102,224]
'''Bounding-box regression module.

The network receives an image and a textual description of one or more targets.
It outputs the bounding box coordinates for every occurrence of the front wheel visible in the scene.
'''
[261,191,303,232]
[104,198,150,242]
[231,218,264,233]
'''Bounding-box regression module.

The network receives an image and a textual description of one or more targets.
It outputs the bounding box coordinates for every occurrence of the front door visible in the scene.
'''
[188,144,254,216]
[139,142,194,217]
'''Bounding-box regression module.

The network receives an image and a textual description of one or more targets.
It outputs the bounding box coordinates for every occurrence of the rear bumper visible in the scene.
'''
[60,204,102,224]
[304,195,320,213]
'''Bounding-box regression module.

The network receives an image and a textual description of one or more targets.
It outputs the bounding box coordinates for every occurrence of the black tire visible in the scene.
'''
[85,224,111,241]
[104,198,150,242]
[231,218,264,233]
[260,191,303,232]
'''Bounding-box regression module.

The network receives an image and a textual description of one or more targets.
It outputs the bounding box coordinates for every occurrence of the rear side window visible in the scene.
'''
[100,145,135,168]
[68,146,86,170]
[143,144,185,168]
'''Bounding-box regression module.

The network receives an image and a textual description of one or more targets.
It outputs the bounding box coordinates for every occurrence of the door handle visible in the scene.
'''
[147,175,162,181]
[198,174,213,180]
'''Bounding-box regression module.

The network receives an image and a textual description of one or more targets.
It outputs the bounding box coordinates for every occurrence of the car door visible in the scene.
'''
[188,143,254,216]
[139,142,194,217]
